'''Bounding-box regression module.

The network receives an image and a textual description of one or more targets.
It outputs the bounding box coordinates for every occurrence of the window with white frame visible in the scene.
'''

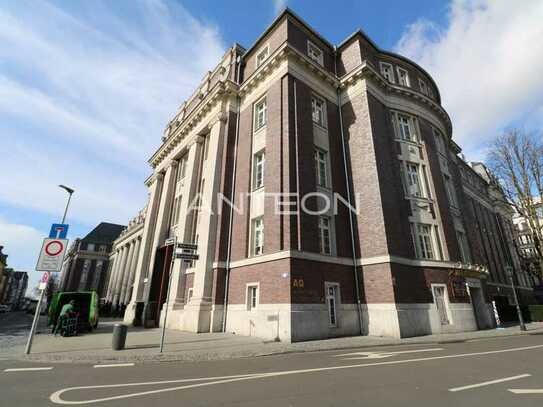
[405,162,424,197]
[252,217,264,256]
[314,148,329,188]
[326,283,339,327]
[254,98,267,131]
[177,155,187,181]
[247,285,258,310]
[307,40,323,66]
[312,95,326,127]
[396,113,418,142]
[380,62,395,83]
[456,230,472,263]
[412,223,436,259]
[418,78,428,95]
[256,45,269,68]
[253,151,265,190]
[318,216,332,255]
[397,67,410,87]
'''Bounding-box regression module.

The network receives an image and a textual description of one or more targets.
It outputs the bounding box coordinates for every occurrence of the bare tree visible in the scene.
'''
[486,129,543,278]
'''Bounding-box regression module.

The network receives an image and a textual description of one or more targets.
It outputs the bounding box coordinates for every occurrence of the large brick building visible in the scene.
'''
[114,9,534,341]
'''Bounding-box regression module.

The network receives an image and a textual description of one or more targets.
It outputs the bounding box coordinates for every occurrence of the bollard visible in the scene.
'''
[112,323,128,351]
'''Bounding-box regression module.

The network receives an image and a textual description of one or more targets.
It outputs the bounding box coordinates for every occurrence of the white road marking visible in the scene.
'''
[509,388,543,394]
[4,367,54,372]
[50,343,543,405]
[334,348,444,359]
[93,363,135,368]
[448,374,531,392]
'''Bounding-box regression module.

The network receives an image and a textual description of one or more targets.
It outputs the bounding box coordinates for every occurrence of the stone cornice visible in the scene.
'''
[239,43,338,98]
[340,62,453,137]
[149,80,238,168]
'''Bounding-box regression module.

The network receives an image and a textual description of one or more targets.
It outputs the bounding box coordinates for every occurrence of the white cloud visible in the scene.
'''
[0,0,225,226]
[394,0,543,157]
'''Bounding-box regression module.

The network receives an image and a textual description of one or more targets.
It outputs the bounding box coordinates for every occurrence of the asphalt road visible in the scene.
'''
[1,333,543,406]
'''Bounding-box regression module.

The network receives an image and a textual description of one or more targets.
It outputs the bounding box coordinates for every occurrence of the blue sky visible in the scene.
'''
[1,0,542,293]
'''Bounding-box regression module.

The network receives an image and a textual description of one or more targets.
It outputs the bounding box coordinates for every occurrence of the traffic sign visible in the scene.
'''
[175,253,199,261]
[36,238,68,272]
[49,223,69,239]
[38,272,50,290]
[177,242,198,251]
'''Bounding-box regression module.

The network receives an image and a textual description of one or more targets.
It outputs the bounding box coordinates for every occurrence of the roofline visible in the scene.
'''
[242,7,334,59]
[337,30,442,104]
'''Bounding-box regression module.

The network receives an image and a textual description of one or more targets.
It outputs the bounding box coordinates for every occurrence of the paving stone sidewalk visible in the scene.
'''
[2,318,542,364]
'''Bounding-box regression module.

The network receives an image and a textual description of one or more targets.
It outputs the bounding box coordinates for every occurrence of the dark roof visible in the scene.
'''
[82,222,125,244]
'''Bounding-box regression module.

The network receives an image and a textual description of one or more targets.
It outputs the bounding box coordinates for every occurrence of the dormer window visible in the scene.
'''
[380,62,395,83]
[307,40,323,66]
[419,78,428,95]
[256,45,269,68]
[397,67,410,87]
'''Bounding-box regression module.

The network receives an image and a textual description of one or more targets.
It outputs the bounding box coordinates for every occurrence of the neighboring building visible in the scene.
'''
[59,222,125,297]
[117,9,531,341]
[104,207,146,314]
[3,270,29,310]
[0,246,10,304]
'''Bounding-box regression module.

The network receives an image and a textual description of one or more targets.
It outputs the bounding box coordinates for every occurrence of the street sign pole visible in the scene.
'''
[505,265,527,332]
[160,237,176,353]
[24,272,48,355]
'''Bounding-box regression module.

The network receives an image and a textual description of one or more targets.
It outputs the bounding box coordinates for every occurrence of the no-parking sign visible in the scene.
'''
[36,238,68,272]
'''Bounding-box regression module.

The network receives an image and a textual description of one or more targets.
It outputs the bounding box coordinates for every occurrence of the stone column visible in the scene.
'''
[142,160,178,306]
[123,237,141,305]
[184,114,226,332]
[106,250,120,302]
[119,241,135,306]
[124,173,164,325]
[167,137,204,312]
[112,245,129,308]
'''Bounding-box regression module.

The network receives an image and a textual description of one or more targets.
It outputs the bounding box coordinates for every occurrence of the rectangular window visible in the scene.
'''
[433,128,446,155]
[318,216,331,255]
[247,285,258,310]
[413,223,435,259]
[380,62,395,83]
[419,78,428,95]
[405,162,423,197]
[314,148,329,188]
[397,67,410,87]
[457,230,472,263]
[253,151,265,190]
[256,45,269,68]
[396,113,418,142]
[187,288,194,302]
[86,243,95,252]
[312,96,326,127]
[444,175,458,208]
[252,217,264,256]
[326,283,339,327]
[254,98,267,131]
[307,41,323,65]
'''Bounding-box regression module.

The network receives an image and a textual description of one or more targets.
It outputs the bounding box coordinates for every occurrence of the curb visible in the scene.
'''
[4,328,542,365]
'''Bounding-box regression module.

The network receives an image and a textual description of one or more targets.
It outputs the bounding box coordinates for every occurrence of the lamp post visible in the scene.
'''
[24,185,75,355]
[59,185,75,224]
[505,264,527,331]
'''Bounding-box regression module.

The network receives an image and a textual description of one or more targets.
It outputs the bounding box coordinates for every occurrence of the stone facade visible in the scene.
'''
[121,9,534,341]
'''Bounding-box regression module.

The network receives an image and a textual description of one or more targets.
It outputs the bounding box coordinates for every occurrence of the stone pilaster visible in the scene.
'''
[119,241,135,306]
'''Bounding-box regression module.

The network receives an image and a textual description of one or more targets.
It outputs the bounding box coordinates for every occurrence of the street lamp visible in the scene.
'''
[505,264,527,331]
[59,185,74,224]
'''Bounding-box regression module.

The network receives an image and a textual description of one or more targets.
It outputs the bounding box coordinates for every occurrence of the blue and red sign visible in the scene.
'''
[49,223,69,239]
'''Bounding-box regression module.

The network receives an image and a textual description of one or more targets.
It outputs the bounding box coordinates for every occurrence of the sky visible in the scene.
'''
[1,0,542,293]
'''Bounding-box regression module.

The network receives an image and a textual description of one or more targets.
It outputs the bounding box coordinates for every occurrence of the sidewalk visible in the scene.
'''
[3,319,543,364]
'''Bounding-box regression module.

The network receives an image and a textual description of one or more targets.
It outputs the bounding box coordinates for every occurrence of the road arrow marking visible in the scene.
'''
[334,348,444,359]
[449,374,531,392]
